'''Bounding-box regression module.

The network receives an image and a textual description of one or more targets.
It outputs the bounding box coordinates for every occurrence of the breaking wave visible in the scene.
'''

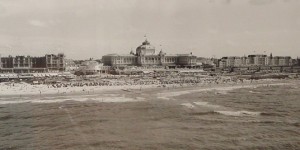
[180,103,195,108]
[193,102,221,109]
[215,110,261,117]
[0,96,143,105]
[190,111,219,116]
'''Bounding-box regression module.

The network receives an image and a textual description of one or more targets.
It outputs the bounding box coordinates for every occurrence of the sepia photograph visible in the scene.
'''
[0,0,300,149]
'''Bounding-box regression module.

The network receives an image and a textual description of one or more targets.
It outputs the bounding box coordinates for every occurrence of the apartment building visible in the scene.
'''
[0,53,65,73]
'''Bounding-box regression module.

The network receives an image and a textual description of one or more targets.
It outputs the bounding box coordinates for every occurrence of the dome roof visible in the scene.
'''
[136,39,155,50]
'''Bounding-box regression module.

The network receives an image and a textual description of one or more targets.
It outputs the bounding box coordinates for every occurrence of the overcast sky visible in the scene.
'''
[0,0,299,59]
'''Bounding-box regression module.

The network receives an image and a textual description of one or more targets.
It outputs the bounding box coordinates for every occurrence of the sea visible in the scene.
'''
[0,81,299,150]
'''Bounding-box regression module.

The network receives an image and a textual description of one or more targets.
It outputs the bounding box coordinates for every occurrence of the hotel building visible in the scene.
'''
[0,53,65,73]
[102,39,197,68]
[218,54,292,68]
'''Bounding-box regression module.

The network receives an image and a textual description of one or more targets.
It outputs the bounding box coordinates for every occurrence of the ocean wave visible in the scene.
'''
[0,96,143,105]
[157,91,191,99]
[249,91,261,94]
[193,102,221,109]
[260,112,283,117]
[0,115,13,121]
[155,83,291,101]
[190,111,219,116]
[180,103,195,109]
[0,100,31,105]
[292,122,300,127]
[91,97,143,103]
[190,110,261,117]
[156,85,256,99]
[215,91,228,95]
[157,96,171,100]
[215,110,261,117]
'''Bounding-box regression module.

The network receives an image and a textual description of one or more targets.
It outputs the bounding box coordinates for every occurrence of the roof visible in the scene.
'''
[136,40,155,50]
[103,54,136,57]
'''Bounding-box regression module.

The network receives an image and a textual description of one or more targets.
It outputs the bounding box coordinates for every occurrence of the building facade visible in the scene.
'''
[218,54,292,68]
[75,60,111,75]
[102,39,197,68]
[45,53,65,71]
[0,53,65,73]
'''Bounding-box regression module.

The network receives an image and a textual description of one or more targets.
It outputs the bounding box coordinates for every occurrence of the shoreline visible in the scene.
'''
[0,78,297,98]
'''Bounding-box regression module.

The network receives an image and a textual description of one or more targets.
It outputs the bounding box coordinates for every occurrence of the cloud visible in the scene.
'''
[28,20,46,27]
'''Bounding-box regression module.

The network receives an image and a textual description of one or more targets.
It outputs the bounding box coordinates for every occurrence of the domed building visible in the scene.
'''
[136,39,155,56]
[102,39,197,68]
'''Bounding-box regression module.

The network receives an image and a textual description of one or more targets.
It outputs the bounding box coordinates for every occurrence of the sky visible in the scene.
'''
[0,0,299,59]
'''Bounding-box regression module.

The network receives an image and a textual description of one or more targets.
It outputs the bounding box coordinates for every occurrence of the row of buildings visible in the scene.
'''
[102,39,198,68]
[101,39,299,70]
[1,38,299,74]
[0,53,65,73]
[218,54,294,68]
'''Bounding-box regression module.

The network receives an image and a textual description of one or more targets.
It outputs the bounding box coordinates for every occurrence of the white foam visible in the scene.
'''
[0,100,30,105]
[102,94,120,97]
[156,85,257,100]
[158,91,191,98]
[193,102,221,108]
[215,91,228,95]
[215,110,261,117]
[136,97,145,101]
[91,97,142,103]
[157,97,171,100]
[180,103,195,109]
[31,99,74,103]
[0,96,143,105]
[249,91,261,94]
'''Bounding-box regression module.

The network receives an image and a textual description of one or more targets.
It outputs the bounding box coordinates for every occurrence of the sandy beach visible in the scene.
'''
[0,78,295,103]
[0,78,280,96]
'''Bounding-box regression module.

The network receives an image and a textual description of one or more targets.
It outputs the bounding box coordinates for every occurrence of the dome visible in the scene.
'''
[159,50,166,56]
[136,39,155,50]
[136,39,155,56]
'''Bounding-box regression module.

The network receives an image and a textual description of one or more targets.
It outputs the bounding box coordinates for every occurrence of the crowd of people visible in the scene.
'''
[45,75,255,89]
[0,72,292,96]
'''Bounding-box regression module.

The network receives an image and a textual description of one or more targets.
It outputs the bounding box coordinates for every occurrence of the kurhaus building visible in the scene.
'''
[102,39,197,68]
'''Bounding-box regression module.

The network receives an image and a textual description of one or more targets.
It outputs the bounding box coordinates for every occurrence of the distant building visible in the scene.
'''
[102,39,197,68]
[218,53,292,68]
[219,56,246,68]
[75,60,110,75]
[292,57,300,66]
[248,54,267,66]
[65,59,78,72]
[31,57,47,68]
[46,53,65,71]
[0,53,65,73]
[196,57,215,66]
